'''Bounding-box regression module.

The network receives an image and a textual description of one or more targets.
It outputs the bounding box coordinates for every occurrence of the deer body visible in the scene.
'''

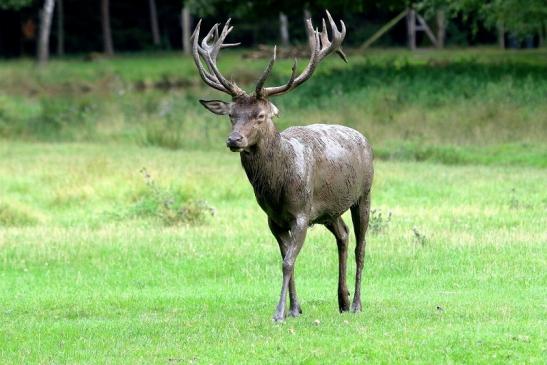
[191,11,372,321]
[241,124,372,228]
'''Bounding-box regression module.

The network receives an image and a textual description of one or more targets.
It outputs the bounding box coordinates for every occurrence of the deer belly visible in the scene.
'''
[310,166,363,223]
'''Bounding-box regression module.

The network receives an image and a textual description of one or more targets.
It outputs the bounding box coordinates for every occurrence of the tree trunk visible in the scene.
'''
[56,0,64,55]
[149,0,160,46]
[37,0,55,66]
[303,7,313,47]
[497,22,505,49]
[436,9,446,49]
[407,8,416,51]
[181,5,191,55]
[279,12,289,47]
[101,0,114,56]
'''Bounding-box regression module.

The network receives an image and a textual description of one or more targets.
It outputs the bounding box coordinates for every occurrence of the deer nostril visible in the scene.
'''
[227,133,243,145]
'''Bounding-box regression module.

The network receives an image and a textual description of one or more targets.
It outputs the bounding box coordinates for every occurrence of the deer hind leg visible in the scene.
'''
[350,192,371,313]
[268,218,304,319]
[325,217,351,312]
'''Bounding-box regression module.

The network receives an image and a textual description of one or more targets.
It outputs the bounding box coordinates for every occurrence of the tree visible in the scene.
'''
[37,0,55,66]
[418,0,547,48]
[101,0,114,55]
[149,0,160,46]
[478,0,546,40]
[186,0,363,47]
[56,0,64,55]
[435,9,446,48]
[181,4,191,54]
[279,11,289,47]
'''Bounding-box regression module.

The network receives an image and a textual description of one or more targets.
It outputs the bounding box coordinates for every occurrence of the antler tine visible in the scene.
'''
[255,46,277,97]
[191,19,227,93]
[190,18,200,41]
[191,18,246,97]
[254,47,300,99]
[285,58,298,88]
[257,22,320,98]
[336,19,348,62]
[319,18,330,49]
[219,23,241,49]
[257,10,346,98]
[297,29,320,79]
[258,57,298,98]
[198,22,239,59]
[203,23,219,46]
[321,10,347,62]
[211,20,232,59]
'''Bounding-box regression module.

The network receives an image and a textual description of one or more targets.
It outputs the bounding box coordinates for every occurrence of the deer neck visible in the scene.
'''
[240,123,287,201]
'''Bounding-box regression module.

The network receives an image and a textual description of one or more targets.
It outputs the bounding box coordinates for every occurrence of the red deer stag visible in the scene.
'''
[191,11,373,322]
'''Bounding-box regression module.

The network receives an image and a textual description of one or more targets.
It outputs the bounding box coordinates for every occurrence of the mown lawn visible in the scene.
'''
[0,142,545,363]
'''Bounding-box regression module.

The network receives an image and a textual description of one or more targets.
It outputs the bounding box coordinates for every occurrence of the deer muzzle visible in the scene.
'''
[226,132,247,152]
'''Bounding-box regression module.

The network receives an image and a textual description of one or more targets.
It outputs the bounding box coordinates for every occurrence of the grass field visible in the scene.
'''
[1,49,546,166]
[0,142,545,363]
[0,48,546,363]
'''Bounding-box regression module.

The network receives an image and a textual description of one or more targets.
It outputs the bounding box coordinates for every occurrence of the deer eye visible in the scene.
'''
[257,113,265,121]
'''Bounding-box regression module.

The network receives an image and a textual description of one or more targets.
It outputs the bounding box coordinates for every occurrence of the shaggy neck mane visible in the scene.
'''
[240,123,288,203]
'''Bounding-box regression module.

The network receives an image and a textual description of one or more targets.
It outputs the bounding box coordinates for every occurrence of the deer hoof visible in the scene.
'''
[339,304,350,313]
[272,312,286,323]
[350,301,362,313]
[288,306,302,317]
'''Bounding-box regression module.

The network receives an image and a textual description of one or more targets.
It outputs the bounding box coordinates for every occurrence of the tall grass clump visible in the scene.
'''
[128,168,215,226]
[0,201,40,227]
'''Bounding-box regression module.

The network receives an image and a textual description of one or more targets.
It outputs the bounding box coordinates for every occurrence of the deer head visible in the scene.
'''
[192,11,347,152]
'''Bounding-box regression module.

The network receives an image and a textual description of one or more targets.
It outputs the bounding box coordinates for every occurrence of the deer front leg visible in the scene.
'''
[268,218,302,317]
[273,215,308,322]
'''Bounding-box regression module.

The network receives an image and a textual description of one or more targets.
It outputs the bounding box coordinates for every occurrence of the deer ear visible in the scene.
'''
[269,102,279,118]
[199,99,232,115]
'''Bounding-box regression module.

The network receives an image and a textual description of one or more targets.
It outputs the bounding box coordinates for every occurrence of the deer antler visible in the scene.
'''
[191,19,246,97]
[256,10,347,99]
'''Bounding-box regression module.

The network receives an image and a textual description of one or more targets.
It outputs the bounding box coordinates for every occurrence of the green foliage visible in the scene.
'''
[0,0,32,10]
[480,0,546,37]
[186,0,217,17]
[187,0,364,22]
[1,49,546,167]
[418,0,547,37]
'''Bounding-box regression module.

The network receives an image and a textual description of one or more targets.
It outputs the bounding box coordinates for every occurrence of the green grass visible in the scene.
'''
[1,48,546,166]
[0,142,545,363]
[0,48,545,362]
